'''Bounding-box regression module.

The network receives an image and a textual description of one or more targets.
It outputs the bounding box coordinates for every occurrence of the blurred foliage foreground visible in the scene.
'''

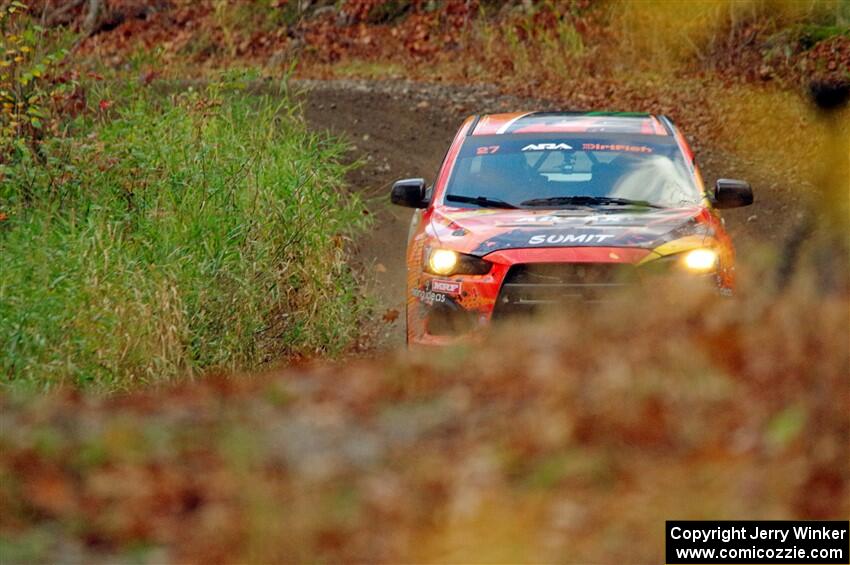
[1,276,847,562]
[0,1,848,563]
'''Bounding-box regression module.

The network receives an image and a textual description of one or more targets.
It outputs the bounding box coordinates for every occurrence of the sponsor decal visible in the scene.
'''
[529,233,615,245]
[582,142,653,153]
[431,279,461,296]
[412,288,448,304]
[521,142,573,152]
[507,215,596,225]
[502,213,670,228]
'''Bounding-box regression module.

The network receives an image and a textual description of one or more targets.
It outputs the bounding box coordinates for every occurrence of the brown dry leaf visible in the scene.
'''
[382,308,399,323]
[374,263,387,273]
[24,468,77,516]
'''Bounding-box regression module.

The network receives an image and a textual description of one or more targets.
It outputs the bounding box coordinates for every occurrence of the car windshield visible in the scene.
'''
[445,134,701,209]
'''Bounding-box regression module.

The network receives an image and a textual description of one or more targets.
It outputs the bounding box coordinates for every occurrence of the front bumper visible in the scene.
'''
[407,247,680,345]
[407,246,725,346]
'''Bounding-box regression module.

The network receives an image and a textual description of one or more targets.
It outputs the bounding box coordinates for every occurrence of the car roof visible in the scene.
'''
[469,111,673,137]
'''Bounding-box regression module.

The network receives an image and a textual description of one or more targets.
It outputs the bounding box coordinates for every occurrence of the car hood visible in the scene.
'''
[430,206,714,257]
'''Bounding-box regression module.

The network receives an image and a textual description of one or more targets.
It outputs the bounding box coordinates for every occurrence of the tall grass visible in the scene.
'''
[471,2,584,81]
[0,81,368,390]
[608,0,850,72]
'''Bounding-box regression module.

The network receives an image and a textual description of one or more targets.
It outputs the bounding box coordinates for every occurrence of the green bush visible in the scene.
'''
[0,1,70,162]
[0,82,368,390]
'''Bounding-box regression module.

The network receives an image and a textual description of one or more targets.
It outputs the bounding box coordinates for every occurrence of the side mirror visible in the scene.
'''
[391,178,428,209]
[714,178,753,209]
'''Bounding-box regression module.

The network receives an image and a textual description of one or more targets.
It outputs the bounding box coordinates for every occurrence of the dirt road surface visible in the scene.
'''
[296,79,800,346]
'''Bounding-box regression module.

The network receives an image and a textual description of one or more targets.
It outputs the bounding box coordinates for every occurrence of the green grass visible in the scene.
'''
[0,80,368,391]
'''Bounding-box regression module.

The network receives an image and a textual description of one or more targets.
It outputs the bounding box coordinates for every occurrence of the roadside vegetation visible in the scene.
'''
[67,1,850,212]
[1,4,368,390]
[70,1,849,89]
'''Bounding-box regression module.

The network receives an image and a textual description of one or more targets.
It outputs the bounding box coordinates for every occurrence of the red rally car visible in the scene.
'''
[391,112,754,346]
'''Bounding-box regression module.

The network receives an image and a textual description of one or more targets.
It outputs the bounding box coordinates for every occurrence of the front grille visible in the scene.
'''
[426,302,479,336]
[493,263,636,317]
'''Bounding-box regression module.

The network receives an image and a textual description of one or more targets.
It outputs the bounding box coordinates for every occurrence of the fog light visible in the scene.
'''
[682,248,718,272]
[429,249,459,275]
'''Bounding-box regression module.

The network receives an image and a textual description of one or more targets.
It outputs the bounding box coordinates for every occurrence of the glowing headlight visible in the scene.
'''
[425,249,492,276]
[682,248,718,272]
[428,249,459,275]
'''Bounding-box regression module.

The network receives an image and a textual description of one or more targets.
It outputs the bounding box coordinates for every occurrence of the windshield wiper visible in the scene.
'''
[520,196,664,208]
[446,194,519,209]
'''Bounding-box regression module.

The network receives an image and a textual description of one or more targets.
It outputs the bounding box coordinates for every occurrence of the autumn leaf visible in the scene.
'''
[382,308,399,323]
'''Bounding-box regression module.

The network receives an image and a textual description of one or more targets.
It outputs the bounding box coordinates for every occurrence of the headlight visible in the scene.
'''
[425,248,491,276]
[428,249,459,275]
[682,248,718,273]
